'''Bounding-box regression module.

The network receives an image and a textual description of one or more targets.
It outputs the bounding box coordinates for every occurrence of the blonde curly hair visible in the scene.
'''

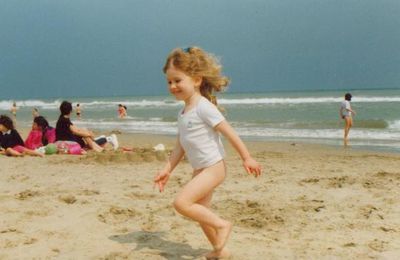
[163,46,230,105]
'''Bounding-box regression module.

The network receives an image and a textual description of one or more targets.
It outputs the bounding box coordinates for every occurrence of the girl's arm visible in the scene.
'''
[162,137,185,173]
[154,137,185,192]
[70,125,94,138]
[215,120,261,177]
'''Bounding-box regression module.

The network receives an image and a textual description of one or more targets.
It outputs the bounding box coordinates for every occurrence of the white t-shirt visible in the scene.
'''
[178,97,225,170]
[340,100,352,117]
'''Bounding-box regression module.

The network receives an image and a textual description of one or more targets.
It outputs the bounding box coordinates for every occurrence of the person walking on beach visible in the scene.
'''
[340,93,356,147]
[154,47,261,259]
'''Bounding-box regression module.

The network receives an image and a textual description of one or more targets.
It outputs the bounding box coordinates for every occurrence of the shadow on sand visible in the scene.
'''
[109,231,208,260]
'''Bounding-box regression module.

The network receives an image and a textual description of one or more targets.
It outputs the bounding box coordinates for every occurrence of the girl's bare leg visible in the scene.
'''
[83,137,103,152]
[23,148,44,157]
[173,161,232,251]
[6,148,23,157]
[197,192,231,259]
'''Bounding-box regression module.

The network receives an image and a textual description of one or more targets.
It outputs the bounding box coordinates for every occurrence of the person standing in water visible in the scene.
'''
[10,102,17,122]
[32,108,40,118]
[75,104,82,120]
[118,104,127,119]
[340,93,356,147]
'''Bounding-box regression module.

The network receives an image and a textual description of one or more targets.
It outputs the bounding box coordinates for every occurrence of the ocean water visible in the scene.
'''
[1,89,400,152]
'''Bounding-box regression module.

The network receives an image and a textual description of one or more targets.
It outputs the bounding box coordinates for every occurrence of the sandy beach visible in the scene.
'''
[1,130,399,259]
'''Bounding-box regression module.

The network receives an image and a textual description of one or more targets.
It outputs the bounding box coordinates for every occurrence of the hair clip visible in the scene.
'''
[182,47,191,53]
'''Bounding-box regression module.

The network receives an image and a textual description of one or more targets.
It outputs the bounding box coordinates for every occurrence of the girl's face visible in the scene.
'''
[166,65,201,102]
[32,122,40,131]
[0,124,6,132]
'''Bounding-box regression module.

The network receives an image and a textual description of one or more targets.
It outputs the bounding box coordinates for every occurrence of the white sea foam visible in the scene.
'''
[234,127,400,141]
[0,99,179,110]
[73,118,400,142]
[74,120,178,134]
[0,100,62,110]
[2,96,400,110]
[388,120,400,130]
[76,100,180,108]
[218,96,400,105]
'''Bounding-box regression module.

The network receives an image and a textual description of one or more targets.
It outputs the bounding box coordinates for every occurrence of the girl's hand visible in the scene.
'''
[243,157,261,177]
[154,170,171,192]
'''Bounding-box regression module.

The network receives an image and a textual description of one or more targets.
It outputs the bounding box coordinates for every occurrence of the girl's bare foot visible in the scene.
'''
[214,221,232,251]
[205,247,231,259]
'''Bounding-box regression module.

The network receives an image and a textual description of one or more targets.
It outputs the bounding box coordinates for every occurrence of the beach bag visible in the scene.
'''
[54,141,84,155]
[25,130,43,150]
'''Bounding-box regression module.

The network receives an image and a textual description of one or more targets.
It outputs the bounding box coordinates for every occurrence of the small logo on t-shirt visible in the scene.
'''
[187,121,193,129]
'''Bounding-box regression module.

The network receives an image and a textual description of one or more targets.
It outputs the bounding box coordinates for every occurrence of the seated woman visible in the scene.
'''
[56,101,118,152]
[25,116,56,150]
[0,115,44,157]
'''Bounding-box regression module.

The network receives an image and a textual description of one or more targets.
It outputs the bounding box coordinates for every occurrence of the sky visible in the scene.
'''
[1,0,399,99]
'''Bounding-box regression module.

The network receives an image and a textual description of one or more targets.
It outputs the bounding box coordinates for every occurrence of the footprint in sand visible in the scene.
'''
[124,192,156,200]
[368,239,388,252]
[216,199,284,229]
[98,206,141,224]
[8,174,30,182]
[363,171,400,190]
[15,190,41,200]
[58,194,77,204]
[25,209,50,217]
[299,178,320,184]
[0,228,20,234]
[343,242,356,247]
[79,189,100,196]
[100,252,130,260]
[359,205,384,220]
[326,176,356,188]
[300,176,356,188]
[2,237,38,249]
[295,196,326,213]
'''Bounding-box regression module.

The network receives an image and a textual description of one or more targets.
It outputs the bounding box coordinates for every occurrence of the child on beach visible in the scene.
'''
[0,115,44,157]
[25,116,56,150]
[154,47,262,259]
[56,101,119,152]
[340,93,356,147]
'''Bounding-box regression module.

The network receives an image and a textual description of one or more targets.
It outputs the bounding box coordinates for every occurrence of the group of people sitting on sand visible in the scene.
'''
[0,100,118,157]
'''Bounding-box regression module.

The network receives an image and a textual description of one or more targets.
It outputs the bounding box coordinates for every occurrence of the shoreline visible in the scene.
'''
[16,126,400,156]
